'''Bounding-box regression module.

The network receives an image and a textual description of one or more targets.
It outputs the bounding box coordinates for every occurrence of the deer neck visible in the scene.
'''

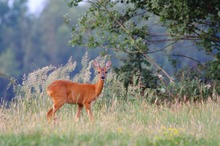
[95,78,105,97]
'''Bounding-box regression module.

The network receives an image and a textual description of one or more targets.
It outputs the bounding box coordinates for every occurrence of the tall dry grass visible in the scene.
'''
[1,96,220,145]
[0,53,220,145]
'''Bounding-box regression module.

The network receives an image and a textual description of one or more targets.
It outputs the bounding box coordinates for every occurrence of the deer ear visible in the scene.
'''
[105,61,111,70]
[93,60,100,69]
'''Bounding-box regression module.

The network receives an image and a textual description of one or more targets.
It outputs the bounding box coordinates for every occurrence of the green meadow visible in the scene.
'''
[0,57,219,146]
[1,95,220,146]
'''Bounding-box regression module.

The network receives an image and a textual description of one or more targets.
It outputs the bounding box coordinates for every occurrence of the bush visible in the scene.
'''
[151,67,218,104]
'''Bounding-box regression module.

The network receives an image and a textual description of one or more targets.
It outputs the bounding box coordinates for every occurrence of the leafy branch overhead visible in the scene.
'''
[68,0,220,82]
[68,0,174,82]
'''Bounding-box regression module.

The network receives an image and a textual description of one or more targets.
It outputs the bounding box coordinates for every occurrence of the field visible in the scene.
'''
[0,56,220,146]
[0,97,220,146]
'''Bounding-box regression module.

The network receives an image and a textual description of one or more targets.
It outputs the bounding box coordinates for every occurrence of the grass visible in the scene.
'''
[1,55,219,145]
[0,97,220,146]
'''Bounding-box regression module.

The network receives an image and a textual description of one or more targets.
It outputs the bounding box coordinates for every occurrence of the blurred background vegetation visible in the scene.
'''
[0,0,97,101]
[0,0,219,103]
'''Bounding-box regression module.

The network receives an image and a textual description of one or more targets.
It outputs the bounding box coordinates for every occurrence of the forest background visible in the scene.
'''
[0,0,219,102]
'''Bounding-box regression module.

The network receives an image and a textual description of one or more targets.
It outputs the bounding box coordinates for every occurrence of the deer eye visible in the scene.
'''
[105,71,107,73]
[98,71,101,74]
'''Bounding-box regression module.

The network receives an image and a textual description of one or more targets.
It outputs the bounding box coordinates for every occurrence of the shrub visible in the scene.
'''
[152,67,218,104]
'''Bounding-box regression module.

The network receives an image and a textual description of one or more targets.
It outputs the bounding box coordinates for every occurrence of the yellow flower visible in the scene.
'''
[160,126,183,137]
[117,127,122,134]
[167,127,180,136]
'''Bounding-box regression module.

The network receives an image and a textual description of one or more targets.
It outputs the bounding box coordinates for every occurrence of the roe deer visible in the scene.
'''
[46,60,111,122]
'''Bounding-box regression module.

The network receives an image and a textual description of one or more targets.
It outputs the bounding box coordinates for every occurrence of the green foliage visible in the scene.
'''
[0,132,213,146]
[0,0,29,77]
[0,0,91,78]
[68,0,220,90]
[68,0,161,95]
[0,49,21,77]
[143,0,220,40]
[115,52,158,94]
[143,0,220,82]
[69,0,150,54]
[151,67,218,104]
[67,0,83,7]
[204,60,220,80]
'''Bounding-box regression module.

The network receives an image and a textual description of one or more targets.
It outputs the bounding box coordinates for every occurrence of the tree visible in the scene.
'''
[143,0,220,90]
[0,0,97,102]
[0,0,30,101]
[68,0,175,95]
[68,0,220,87]
[36,0,95,72]
[115,51,157,93]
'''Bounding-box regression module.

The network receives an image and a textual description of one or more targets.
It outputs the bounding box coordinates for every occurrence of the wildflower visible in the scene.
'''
[117,127,122,134]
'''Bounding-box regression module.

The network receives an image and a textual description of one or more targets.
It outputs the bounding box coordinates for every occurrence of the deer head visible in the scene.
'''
[93,60,111,80]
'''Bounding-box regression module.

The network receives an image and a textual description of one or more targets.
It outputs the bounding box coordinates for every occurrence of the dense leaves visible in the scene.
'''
[69,0,220,95]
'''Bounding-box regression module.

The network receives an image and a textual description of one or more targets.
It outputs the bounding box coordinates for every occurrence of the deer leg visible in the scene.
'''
[47,108,53,122]
[85,103,94,121]
[75,105,83,122]
[52,101,65,122]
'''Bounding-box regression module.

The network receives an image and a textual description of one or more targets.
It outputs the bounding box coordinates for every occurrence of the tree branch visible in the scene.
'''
[100,3,174,82]
[147,41,177,54]
[170,54,202,64]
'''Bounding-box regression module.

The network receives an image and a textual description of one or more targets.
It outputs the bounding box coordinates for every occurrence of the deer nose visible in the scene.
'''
[101,76,105,80]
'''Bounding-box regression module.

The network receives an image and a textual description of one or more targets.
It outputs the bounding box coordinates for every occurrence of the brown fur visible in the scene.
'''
[46,60,111,122]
